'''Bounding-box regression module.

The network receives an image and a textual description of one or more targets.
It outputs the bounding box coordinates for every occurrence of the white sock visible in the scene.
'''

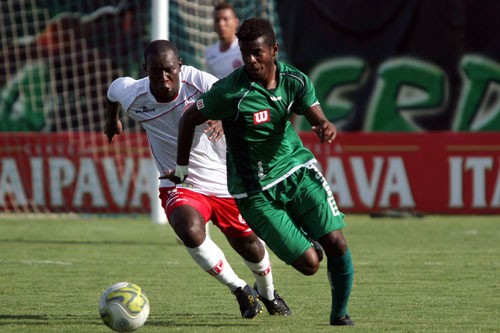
[185,237,246,292]
[243,248,275,300]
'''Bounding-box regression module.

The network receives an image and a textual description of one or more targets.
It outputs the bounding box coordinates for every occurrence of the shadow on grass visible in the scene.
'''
[0,239,166,246]
[0,315,49,320]
[0,315,50,328]
[0,313,253,329]
[0,314,110,329]
[146,312,255,328]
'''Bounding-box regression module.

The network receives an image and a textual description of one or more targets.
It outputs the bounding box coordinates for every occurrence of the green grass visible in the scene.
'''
[0,215,499,332]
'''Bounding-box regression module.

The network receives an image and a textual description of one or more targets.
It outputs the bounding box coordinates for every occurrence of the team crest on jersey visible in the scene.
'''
[238,214,247,225]
[233,59,243,69]
[253,109,270,125]
[196,99,205,110]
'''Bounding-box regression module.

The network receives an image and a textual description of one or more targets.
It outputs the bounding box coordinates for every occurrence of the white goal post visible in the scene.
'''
[0,0,283,219]
[150,0,169,224]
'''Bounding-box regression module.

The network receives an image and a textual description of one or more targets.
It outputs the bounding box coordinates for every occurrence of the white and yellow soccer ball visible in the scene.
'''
[99,282,150,332]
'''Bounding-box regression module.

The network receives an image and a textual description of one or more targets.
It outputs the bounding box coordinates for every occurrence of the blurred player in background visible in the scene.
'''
[167,18,355,326]
[104,40,290,318]
[204,1,243,79]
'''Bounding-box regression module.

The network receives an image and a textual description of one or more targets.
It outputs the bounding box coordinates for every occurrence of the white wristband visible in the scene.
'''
[174,165,189,181]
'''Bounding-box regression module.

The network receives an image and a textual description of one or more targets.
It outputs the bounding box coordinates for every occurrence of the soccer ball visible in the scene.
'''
[99,282,150,332]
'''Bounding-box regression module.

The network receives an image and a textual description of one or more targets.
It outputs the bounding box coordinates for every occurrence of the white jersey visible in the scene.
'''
[205,39,243,79]
[107,65,231,197]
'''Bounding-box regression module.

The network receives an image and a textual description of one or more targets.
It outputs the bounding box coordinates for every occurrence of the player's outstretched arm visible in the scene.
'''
[160,104,208,183]
[304,104,336,143]
[104,98,123,143]
[177,104,209,165]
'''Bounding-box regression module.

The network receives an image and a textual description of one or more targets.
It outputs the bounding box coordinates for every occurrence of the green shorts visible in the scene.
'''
[235,163,345,264]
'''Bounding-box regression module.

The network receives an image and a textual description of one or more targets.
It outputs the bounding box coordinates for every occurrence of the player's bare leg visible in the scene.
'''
[168,205,262,318]
[227,234,291,316]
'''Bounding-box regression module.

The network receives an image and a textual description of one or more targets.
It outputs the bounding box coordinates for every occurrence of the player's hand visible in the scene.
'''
[311,121,336,143]
[204,120,223,142]
[159,165,188,184]
[159,170,183,183]
[104,119,123,143]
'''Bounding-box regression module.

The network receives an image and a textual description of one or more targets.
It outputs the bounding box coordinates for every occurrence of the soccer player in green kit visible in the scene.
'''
[165,18,354,326]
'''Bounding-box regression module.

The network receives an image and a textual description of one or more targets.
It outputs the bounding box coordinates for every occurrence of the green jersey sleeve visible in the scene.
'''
[195,72,243,120]
[289,72,319,115]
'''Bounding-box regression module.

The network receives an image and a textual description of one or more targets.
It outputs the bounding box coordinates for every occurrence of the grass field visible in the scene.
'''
[0,214,499,332]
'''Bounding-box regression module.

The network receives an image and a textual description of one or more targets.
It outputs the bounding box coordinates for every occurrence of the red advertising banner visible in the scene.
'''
[0,132,154,213]
[301,132,500,214]
[1,132,499,214]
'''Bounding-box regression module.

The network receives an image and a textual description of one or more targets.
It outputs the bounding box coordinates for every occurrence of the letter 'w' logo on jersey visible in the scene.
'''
[253,109,270,125]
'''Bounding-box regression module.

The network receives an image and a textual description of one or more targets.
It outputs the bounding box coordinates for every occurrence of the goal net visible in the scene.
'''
[169,0,286,70]
[0,0,284,215]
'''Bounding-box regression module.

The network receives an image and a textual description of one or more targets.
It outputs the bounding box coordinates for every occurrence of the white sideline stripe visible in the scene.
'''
[20,259,72,265]
[424,261,444,266]
[0,213,80,219]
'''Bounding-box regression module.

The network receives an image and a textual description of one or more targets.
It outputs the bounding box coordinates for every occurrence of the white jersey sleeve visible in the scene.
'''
[106,66,231,197]
[107,77,143,111]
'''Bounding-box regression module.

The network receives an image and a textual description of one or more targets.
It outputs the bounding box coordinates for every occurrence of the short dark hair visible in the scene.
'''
[143,39,180,63]
[214,1,235,13]
[236,18,276,46]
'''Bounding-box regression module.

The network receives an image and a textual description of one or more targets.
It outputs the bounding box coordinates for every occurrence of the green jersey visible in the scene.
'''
[195,61,319,197]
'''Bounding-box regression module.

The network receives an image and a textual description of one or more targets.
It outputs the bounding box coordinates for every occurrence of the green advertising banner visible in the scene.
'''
[277,0,500,132]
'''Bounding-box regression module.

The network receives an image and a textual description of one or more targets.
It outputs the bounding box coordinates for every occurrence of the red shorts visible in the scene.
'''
[159,187,253,238]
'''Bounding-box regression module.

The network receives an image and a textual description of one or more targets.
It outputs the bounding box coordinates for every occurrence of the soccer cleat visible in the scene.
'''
[254,284,291,316]
[330,314,354,326]
[312,240,324,262]
[232,285,262,318]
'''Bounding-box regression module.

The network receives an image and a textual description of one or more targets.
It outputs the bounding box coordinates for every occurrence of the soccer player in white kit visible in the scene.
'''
[204,2,243,79]
[104,40,290,318]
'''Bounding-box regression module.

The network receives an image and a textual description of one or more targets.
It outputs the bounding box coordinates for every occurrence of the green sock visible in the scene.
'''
[327,248,354,320]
